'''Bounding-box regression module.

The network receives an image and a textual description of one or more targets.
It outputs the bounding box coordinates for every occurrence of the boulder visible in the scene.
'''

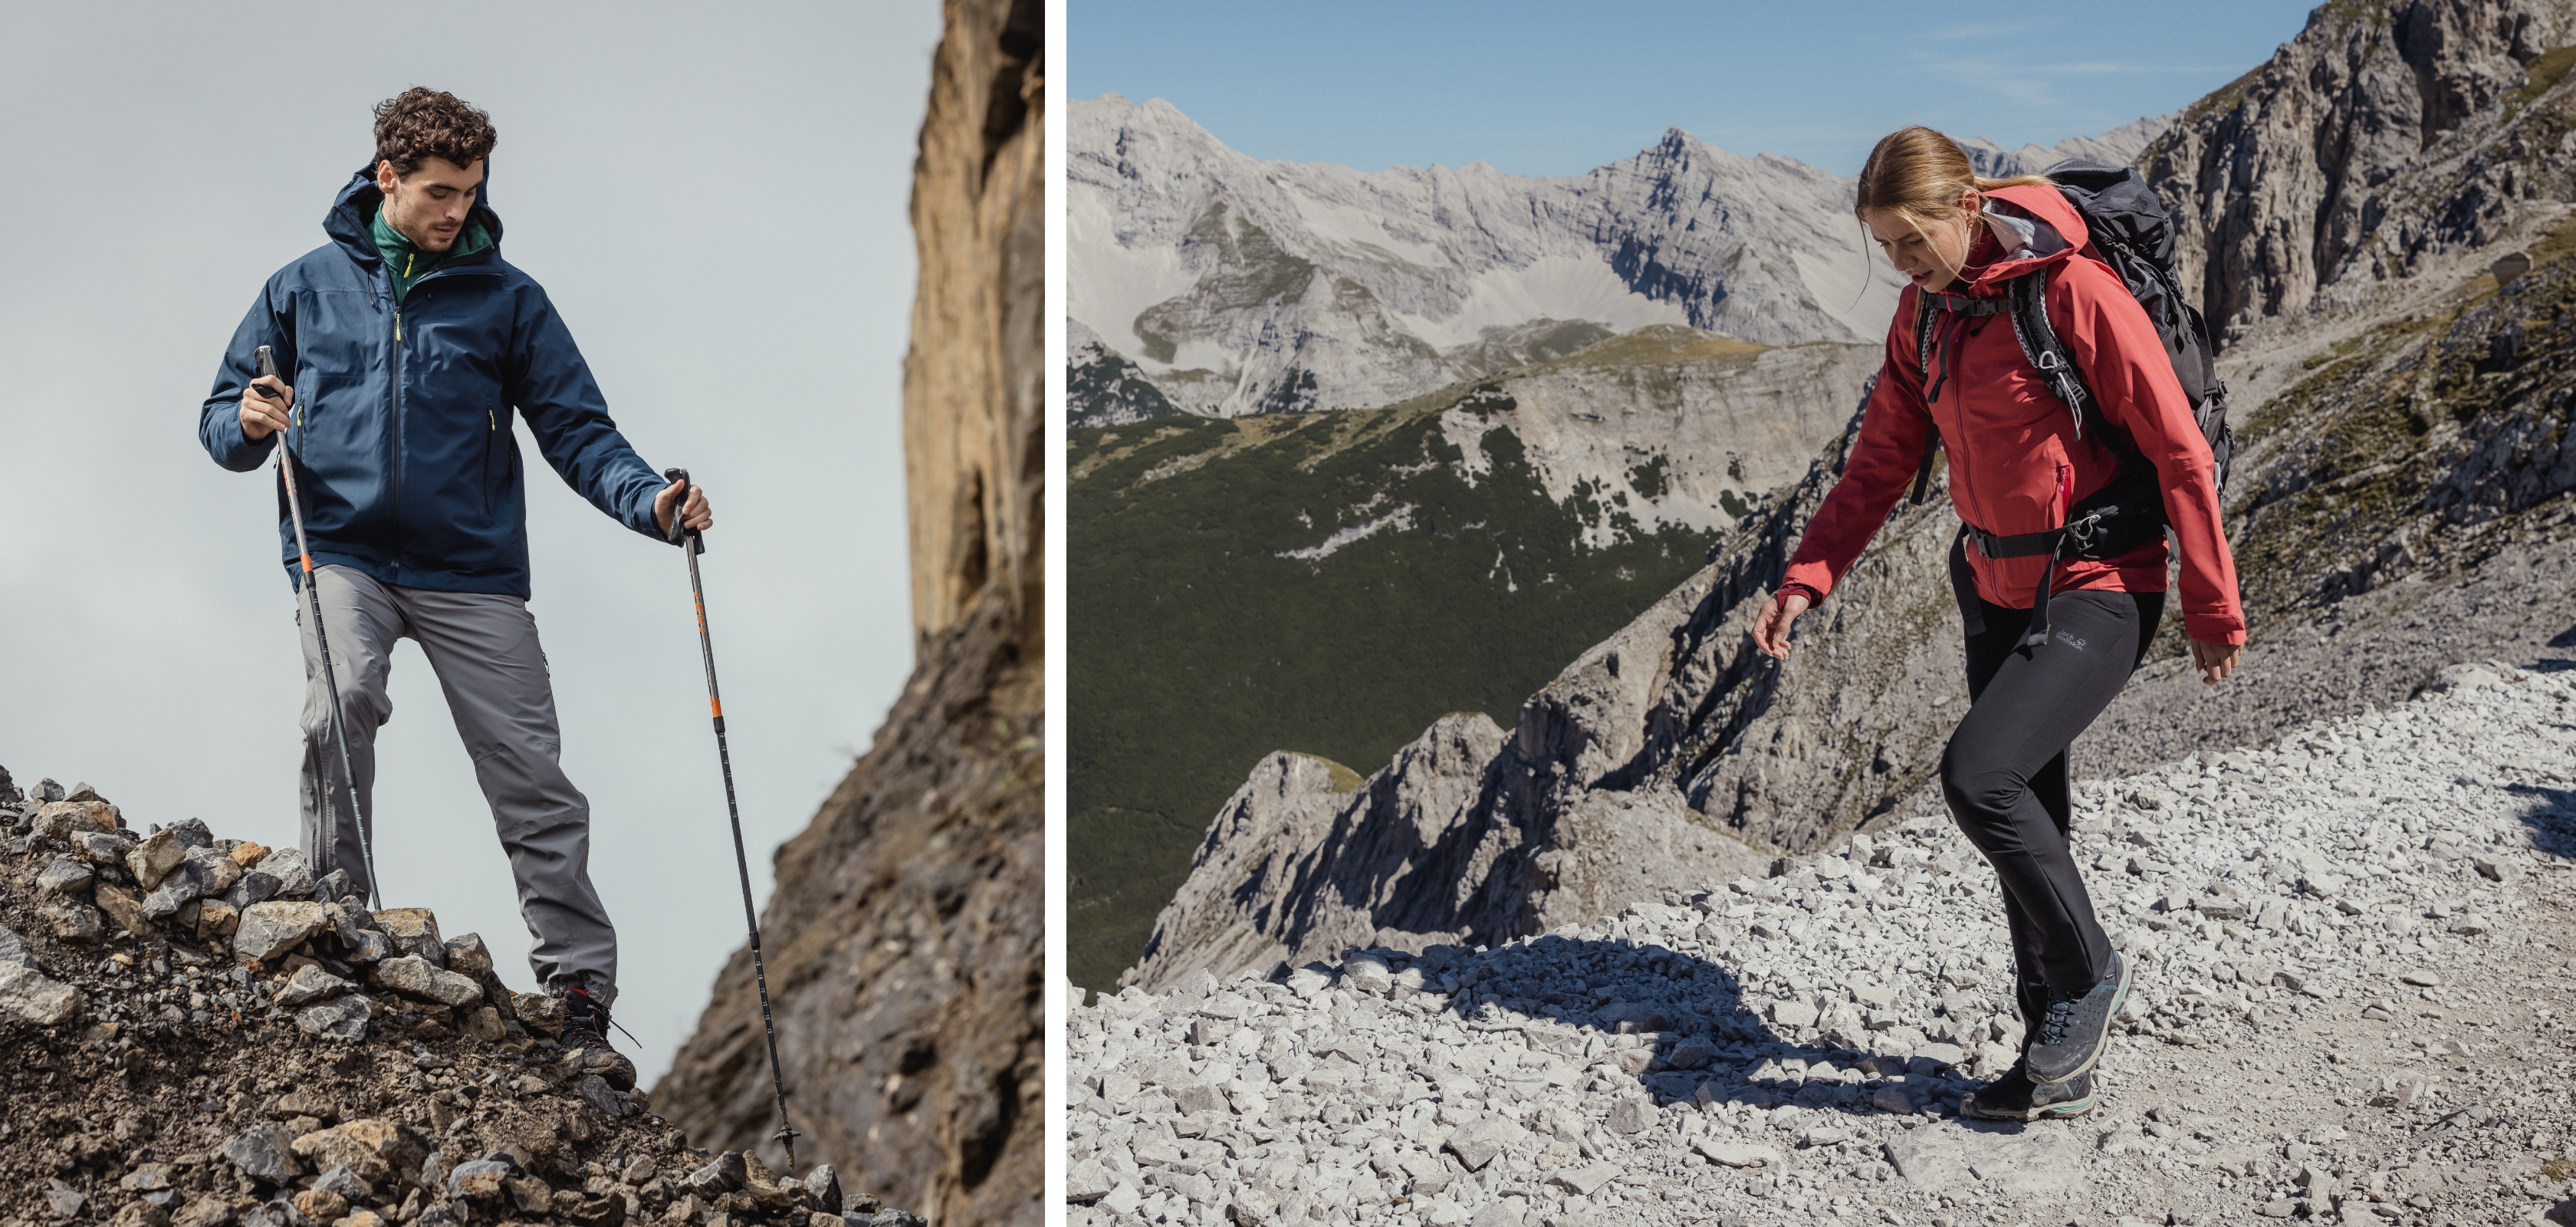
[373,908,445,965]
[0,923,33,970]
[226,871,281,910]
[44,901,104,944]
[250,847,316,899]
[293,995,373,1041]
[32,799,117,842]
[0,961,82,1025]
[220,1124,304,1184]
[370,955,485,1008]
[287,1120,425,1186]
[196,898,241,941]
[235,901,330,962]
[127,828,190,892]
[275,965,352,1007]
[94,881,153,936]
[36,854,94,896]
[447,1160,513,1201]
[184,845,243,897]
[513,990,566,1038]
[442,933,493,979]
[75,829,137,867]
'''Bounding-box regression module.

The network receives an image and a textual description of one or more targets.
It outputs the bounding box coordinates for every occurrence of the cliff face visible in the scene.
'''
[2145,0,2576,339]
[652,3,1045,1226]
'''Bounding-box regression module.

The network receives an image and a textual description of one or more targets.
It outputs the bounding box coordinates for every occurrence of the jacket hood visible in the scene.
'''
[1958,181,2085,294]
[324,163,504,270]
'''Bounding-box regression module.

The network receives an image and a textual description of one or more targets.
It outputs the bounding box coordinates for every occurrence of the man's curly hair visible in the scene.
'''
[373,87,498,178]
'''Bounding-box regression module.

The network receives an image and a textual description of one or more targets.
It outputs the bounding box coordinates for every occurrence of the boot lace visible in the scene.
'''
[2038,992,2079,1047]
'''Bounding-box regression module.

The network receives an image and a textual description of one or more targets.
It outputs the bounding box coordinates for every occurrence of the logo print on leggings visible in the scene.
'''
[2055,630,2088,650]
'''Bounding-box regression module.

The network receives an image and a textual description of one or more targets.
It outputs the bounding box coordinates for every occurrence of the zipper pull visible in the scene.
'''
[396,309,402,343]
[488,409,496,430]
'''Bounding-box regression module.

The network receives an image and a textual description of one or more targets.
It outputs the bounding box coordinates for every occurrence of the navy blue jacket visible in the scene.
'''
[201,168,667,597]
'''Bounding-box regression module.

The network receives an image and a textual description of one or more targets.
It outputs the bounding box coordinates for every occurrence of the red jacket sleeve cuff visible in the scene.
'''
[2183,614,2245,646]
[1777,581,1824,608]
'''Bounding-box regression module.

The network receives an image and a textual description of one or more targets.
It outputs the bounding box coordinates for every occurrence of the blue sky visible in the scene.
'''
[1070,0,2312,176]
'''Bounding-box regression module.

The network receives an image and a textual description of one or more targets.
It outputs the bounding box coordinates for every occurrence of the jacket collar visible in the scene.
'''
[1952,181,2084,295]
[324,163,505,273]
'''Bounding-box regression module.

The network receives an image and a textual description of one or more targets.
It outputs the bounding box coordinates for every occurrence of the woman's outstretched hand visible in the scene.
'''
[2191,639,2241,686]
[1751,591,1811,660]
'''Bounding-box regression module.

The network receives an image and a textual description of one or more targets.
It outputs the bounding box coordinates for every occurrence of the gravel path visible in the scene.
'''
[1065,665,2576,1226]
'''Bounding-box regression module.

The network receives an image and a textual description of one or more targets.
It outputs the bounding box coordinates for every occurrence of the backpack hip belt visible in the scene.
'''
[1950,475,2167,647]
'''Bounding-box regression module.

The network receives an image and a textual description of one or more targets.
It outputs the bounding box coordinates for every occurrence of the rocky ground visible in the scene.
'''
[0,775,926,1227]
[1066,664,2576,1226]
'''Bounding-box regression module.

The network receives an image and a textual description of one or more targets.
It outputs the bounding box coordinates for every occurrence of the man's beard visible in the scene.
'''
[392,201,458,252]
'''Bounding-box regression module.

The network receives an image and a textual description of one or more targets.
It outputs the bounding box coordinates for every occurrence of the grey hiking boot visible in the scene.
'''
[557,985,636,1092]
[2026,951,2131,1085]
[1962,1062,2096,1121]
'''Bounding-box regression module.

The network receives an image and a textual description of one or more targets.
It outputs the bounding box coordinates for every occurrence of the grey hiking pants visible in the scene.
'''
[297,564,617,1002]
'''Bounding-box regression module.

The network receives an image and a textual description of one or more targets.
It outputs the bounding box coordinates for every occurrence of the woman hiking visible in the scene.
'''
[1749,127,2245,1122]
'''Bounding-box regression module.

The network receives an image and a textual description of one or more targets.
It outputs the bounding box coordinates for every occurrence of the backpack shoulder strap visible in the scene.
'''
[2006,271,2086,430]
[1913,290,1937,382]
[2011,267,2158,487]
[1909,291,1939,505]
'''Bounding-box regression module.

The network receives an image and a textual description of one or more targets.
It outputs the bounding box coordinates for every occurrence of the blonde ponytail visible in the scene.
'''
[1855,125,2052,242]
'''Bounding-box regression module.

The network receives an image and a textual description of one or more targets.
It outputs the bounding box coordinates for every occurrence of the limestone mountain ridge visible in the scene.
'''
[1069,94,2174,423]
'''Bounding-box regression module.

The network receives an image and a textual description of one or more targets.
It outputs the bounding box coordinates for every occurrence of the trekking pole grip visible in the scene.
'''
[254,345,287,412]
[662,467,704,554]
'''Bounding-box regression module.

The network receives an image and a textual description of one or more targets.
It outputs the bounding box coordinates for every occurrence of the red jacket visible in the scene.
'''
[1780,183,2246,646]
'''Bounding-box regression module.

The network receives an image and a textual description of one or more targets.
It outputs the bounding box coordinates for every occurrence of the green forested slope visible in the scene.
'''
[1066,388,1713,992]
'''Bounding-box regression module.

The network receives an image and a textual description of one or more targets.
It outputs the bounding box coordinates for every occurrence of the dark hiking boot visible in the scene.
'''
[557,986,636,1091]
[2026,951,2131,1085]
[1962,1062,2096,1121]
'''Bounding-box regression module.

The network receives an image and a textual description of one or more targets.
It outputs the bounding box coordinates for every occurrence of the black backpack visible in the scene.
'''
[1905,158,2233,646]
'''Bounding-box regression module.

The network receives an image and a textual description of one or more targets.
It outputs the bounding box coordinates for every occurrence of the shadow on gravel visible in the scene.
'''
[1397,934,1972,1121]
[2505,784,2576,860]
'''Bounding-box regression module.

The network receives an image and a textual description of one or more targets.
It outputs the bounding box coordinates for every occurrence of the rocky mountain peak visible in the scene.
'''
[2145,0,2576,340]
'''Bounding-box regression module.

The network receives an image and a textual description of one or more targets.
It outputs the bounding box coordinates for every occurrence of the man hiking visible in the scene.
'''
[197,87,709,1090]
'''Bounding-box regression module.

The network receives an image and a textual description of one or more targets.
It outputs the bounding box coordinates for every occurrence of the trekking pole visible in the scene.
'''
[255,345,379,911]
[662,467,799,1168]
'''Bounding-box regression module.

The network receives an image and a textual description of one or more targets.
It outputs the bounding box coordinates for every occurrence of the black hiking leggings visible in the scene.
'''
[1942,586,2165,1005]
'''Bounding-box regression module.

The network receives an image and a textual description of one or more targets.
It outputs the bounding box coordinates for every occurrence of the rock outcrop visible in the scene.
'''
[1069,670,2576,1226]
[650,3,1044,1226]
[2144,0,2576,339]
[0,778,930,1227]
